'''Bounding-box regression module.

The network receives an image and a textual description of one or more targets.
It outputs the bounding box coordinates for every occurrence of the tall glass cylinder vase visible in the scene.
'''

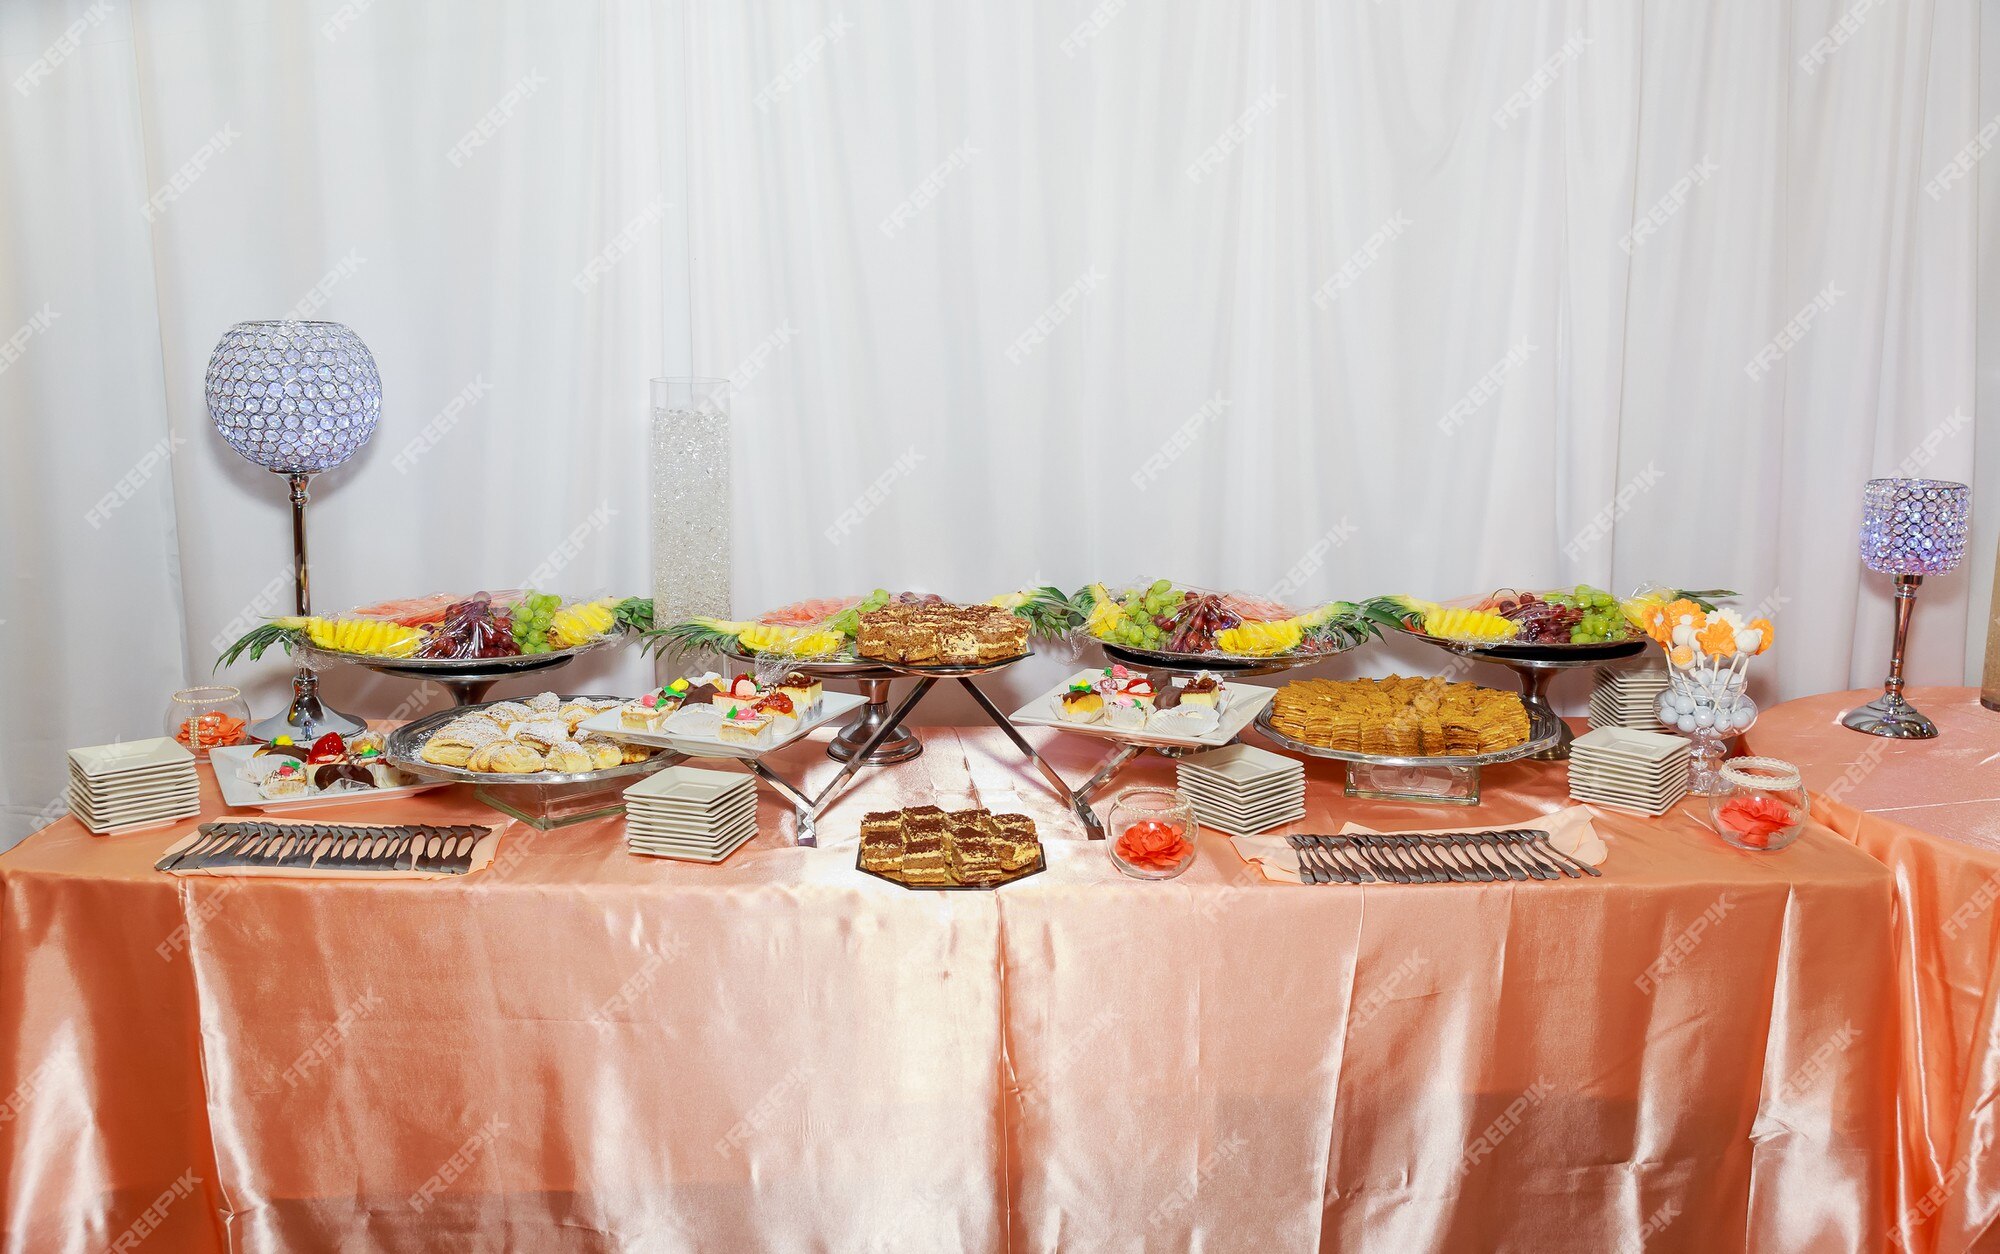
[649,378,733,637]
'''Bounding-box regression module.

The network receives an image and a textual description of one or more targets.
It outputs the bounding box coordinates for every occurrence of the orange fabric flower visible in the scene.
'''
[1720,795,1796,848]
[1116,820,1192,871]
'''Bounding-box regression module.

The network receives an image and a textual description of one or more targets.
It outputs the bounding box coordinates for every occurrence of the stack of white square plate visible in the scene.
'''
[623,766,758,862]
[1588,664,1672,731]
[68,739,201,835]
[1568,727,1690,816]
[1175,745,1306,836]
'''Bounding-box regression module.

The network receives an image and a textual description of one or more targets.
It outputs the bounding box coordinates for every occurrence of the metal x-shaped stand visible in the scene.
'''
[745,674,1113,845]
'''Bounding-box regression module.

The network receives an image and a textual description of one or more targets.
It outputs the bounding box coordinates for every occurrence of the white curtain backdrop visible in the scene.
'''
[0,0,1986,848]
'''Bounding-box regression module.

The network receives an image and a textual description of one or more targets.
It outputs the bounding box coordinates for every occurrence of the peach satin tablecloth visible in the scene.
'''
[1,725,1896,1252]
[1751,689,2000,1254]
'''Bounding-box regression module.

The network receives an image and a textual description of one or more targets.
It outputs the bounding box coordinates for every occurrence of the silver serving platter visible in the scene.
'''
[723,648,1033,678]
[721,647,897,678]
[1252,701,1563,769]
[1098,640,1352,677]
[299,634,620,674]
[1393,626,1648,665]
[385,695,679,787]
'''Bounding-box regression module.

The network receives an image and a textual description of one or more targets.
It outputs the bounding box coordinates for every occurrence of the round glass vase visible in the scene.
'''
[1708,757,1808,852]
[167,685,252,760]
[1107,787,1198,880]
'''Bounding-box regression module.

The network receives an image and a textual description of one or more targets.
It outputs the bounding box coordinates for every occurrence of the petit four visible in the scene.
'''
[712,675,764,717]
[857,806,1043,888]
[1057,682,1104,723]
[260,760,310,799]
[773,671,824,716]
[717,709,773,745]
[1103,695,1148,730]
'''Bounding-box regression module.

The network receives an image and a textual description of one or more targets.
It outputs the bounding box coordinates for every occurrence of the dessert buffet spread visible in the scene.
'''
[1268,678,1533,757]
[215,730,414,795]
[217,590,652,666]
[857,805,1044,888]
[412,693,646,774]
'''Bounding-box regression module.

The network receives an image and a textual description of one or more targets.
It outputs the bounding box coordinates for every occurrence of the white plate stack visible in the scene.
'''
[1588,664,1672,731]
[69,739,201,835]
[623,766,758,862]
[1567,727,1690,816]
[1175,745,1306,836]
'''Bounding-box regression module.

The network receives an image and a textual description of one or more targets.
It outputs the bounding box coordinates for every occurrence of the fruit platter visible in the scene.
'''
[1359,586,1735,663]
[1361,586,1735,760]
[384,691,678,828]
[1073,580,1378,674]
[219,590,655,706]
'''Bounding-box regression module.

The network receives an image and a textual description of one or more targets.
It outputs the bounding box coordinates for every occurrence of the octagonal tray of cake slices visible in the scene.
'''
[579,688,868,760]
[1009,668,1276,750]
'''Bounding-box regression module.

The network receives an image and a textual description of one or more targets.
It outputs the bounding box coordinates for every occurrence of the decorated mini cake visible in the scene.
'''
[1103,693,1148,730]
[712,675,763,717]
[717,708,772,745]
[773,672,823,716]
[1057,681,1104,723]
[624,679,688,730]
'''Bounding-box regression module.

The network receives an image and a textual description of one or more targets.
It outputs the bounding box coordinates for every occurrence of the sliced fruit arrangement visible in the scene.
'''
[647,587,1078,660]
[217,590,654,669]
[1073,580,1379,658]
[1362,586,1735,647]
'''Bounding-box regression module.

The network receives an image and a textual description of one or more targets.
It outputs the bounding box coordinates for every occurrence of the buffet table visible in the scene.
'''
[1,725,1897,1252]
[1751,689,2000,1254]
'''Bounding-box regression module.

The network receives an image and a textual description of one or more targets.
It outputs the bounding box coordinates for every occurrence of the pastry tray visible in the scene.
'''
[578,691,868,760]
[210,745,446,812]
[1008,671,1274,749]
[855,842,1047,891]
[1097,640,1349,675]
[1252,702,1564,769]
[1392,625,1650,664]
[299,635,618,673]
[385,696,679,787]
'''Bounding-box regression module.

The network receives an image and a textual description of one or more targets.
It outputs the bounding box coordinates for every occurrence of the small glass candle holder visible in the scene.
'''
[1708,757,1808,852]
[1107,786,1198,879]
[168,685,252,760]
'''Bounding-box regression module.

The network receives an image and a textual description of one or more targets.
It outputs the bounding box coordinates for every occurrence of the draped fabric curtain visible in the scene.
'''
[0,0,1984,849]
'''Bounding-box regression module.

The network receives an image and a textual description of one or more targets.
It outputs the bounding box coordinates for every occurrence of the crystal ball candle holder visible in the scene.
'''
[205,321,382,473]
[1860,478,1970,575]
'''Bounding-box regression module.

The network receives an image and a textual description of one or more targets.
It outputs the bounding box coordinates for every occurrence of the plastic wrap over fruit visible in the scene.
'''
[1073,579,1375,658]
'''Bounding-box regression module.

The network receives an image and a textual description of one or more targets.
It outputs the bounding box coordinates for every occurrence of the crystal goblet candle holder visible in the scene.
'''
[1845,478,1970,740]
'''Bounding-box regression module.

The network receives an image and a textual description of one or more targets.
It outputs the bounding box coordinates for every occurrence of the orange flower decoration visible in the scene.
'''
[1116,820,1192,871]
[1720,795,1796,848]
[1641,604,1671,643]
[1663,599,1702,624]
[1746,618,1774,655]
[1695,618,1736,658]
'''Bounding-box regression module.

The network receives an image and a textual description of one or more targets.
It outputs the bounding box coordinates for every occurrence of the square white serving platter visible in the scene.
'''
[627,825,757,862]
[1569,727,1689,764]
[582,692,867,760]
[1008,672,1275,749]
[208,745,445,813]
[1177,743,1304,785]
[69,738,194,779]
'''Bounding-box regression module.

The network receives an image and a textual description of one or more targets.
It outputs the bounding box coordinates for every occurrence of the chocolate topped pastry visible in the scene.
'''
[311,763,378,791]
